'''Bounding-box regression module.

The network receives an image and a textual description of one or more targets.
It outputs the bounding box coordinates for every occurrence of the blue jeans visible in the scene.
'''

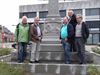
[18,42,27,62]
[62,39,71,64]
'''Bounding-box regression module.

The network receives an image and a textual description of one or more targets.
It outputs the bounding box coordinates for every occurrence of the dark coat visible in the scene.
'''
[69,14,77,31]
[60,23,74,43]
[81,22,89,43]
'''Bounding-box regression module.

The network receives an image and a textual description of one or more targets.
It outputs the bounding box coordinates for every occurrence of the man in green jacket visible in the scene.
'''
[15,16,30,63]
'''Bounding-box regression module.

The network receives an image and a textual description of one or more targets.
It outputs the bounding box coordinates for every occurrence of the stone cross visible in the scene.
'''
[47,0,60,18]
[44,0,61,36]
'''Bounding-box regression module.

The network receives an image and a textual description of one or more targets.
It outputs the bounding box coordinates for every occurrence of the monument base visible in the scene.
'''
[43,15,61,37]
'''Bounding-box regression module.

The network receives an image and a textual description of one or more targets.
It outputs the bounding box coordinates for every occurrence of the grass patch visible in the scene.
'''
[0,48,12,56]
[87,65,100,75]
[92,47,100,54]
[0,62,25,75]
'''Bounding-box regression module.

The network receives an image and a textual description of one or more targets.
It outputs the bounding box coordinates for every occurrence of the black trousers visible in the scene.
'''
[75,37,85,64]
[70,38,77,52]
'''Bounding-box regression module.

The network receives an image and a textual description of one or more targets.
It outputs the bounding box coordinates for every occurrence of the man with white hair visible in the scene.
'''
[15,16,30,63]
[30,17,42,63]
[67,9,77,52]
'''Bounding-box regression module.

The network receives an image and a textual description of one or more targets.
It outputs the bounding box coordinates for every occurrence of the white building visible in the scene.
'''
[19,0,100,44]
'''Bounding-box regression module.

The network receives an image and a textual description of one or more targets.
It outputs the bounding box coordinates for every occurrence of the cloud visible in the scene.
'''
[0,0,39,33]
[0,0,19,33]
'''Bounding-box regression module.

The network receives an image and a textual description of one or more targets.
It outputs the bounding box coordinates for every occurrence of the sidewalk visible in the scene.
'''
[0,43,97,50]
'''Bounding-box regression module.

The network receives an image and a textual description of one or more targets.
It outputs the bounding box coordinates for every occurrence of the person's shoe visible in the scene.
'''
[18,61,22,63]
[79,62,86,64]
[79,63,83,64]
[30,61,35,63]
[65,62,71,64]
[35,60,39,63]
[18,60,23,63]
[24,60,29,63]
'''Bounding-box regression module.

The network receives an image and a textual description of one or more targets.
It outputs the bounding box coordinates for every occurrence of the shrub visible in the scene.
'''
[0,48,12,56]
[92,47,100,54]
[87,65,100,75]
[0,62,25,75]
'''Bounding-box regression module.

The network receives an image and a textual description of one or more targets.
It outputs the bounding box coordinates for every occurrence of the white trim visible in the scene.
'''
[37,11,39,17]
[82,9,86,21]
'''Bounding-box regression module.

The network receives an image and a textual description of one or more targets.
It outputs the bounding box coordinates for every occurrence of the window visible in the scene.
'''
[19,13,23,18]
[27,12,36,18]
[19,12,36,18]
[59,10,66,18]
[87,34,100,44]
[87,34,92,44]
[86,8,100,16]
[73,9,82,15]
[86,21,100,28]
[93,34,100,44]
[39,11,48,18]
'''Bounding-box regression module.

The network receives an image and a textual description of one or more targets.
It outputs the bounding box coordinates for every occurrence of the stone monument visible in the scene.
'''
[47,0,60,20]
[43,0,61,37]
[40,0,93,63]
[11,0,93,64]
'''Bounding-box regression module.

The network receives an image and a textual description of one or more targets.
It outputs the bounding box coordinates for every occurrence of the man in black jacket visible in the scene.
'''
[68,9,77,52]
[75,14,89,64]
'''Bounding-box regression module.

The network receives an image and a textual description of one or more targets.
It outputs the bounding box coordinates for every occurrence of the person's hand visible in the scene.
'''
[16,43,19,49]
[39,39,42,42]
[59,40,62,43]
[65,38,67,42]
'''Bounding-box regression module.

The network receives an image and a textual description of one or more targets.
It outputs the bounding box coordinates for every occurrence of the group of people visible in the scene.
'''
[15,16,42,63]
[14,9,89,64]
[60,10,89,64]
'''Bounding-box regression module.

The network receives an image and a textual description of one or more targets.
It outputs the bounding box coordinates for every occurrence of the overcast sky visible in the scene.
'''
[0,0,40,33]
[0,0,75,33]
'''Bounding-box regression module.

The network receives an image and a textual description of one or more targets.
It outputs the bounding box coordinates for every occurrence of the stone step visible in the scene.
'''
[43,32,59,36]
[41,39,60,44]
[43,36,59,39]
[39,51,93,63]
[40,44,63,51]
[7,62,100,75]
[11,51,93,63]
[30,64,88,75]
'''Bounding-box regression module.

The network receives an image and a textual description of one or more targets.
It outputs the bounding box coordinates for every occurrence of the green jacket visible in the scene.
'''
[14,23,29,43]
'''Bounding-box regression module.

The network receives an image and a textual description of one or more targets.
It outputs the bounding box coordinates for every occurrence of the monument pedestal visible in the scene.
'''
[43,21,61,37]
[39,0,93,64]
[43,0,61,37]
